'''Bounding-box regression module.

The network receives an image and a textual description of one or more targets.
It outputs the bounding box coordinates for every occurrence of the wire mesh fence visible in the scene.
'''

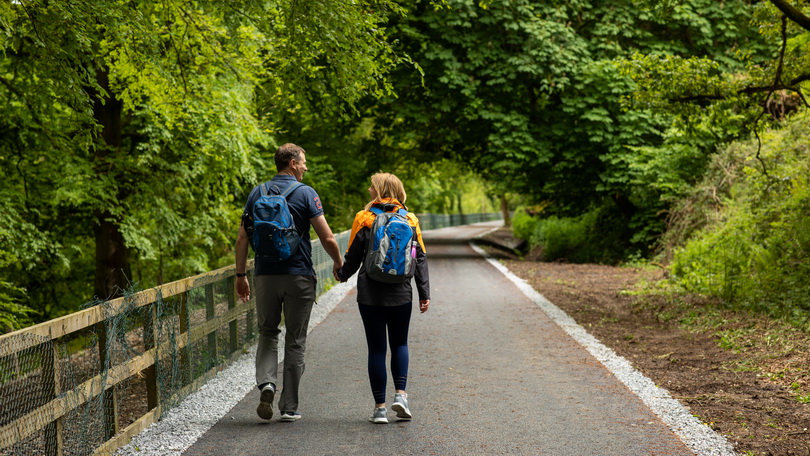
[312,231,351,296]
[0,270,254,456]
[0,212,500,455]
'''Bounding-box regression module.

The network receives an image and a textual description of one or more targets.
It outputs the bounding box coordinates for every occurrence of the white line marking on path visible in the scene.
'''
[470,242,737,456]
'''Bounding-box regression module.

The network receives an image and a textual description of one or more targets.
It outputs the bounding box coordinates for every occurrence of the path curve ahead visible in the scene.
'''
[181,223,698,456]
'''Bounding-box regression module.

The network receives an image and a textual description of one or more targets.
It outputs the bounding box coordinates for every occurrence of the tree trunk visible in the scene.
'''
[91,69,130,300]
[93,215,131,300]
[456,193,465,224]
[500,194,511,227]
[611,193,637,220]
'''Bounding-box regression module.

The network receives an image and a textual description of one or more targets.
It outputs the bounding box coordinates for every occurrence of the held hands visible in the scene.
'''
[419,299,430,313]
[332,260,345,283]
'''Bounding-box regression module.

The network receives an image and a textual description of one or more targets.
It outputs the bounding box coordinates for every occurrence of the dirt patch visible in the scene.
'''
[479,228,810,456]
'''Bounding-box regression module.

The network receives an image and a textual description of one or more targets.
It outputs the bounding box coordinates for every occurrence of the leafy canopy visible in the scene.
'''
[369,0,767,260]
[0,0,406,328]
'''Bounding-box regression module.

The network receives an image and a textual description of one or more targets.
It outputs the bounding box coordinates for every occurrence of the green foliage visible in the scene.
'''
[670,114,810,324]
[617,0,808,162]
[0,274,35,334]
[795,387,810,404]
[511,208,538,242]
[0,193,57,330]
[370,0,768,261]
[532,212,598,262]
[0,301,35,334]
[273,97,497,232]
[0,0,407,324]
[1,0,273,316]
[524,204,633,264]
[1,0,800,330]
[616,52,769,142]
[391,159,497,215]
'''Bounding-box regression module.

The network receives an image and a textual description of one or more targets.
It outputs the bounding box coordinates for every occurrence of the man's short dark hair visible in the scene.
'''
[275,143,305,172]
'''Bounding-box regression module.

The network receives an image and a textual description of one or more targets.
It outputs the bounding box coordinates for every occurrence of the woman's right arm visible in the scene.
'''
[336,228,367,282]
[414,239,430,302]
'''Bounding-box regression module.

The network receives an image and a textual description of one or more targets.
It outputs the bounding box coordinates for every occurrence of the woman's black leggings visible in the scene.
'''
[358,303,412,404]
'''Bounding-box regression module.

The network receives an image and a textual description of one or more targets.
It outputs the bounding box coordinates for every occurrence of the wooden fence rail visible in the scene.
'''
[0,260,257,456]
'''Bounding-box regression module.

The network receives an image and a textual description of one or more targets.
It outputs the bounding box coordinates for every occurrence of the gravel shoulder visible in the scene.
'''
[480,227,810,456]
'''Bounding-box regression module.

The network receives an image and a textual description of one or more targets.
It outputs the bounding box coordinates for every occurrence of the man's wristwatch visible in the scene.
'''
[236,273,247,278]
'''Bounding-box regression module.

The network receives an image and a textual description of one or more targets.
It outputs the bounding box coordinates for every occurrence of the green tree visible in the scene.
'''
[370,0,767,258]
[0,0,404,328]
[622,0,809,152]
[617,0,810,262]
[669,114,810,322]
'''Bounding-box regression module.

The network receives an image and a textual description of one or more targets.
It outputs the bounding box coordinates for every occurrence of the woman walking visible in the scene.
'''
[335,172,430,424]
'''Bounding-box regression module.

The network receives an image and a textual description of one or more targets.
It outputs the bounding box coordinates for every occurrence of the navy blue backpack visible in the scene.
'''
[251,182,304,261]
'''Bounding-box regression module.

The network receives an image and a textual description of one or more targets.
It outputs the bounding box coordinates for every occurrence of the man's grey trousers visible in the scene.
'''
[254,274,316,413]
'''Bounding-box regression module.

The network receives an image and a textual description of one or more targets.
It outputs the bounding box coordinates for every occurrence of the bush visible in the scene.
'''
[511,207,538,241]
[530,205,632,264]
[532,213,593,262]
[669,115,810,324]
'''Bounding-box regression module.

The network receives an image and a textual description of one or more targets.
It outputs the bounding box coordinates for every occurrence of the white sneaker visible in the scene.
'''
[391,393,412,420]
[279,411,302,422]
[369,407,388,424]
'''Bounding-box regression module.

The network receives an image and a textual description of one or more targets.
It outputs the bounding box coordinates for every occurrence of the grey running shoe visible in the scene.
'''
[257,384,275,420]
[391,393,412,420]
[369,407,388,424]
[279,411,302,422]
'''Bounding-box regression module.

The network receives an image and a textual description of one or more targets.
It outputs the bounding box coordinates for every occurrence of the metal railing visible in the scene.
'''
[416,212,502,231]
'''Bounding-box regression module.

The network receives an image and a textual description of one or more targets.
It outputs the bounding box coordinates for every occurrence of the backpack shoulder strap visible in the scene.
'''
[281,182,304,199]
[261,181,286,196]
[369,206,384,216]
[397,209,408,217]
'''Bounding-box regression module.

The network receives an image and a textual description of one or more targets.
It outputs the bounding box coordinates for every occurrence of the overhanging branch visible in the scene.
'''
[768,0,810,32]
[668,80,808,103]
[669,13,810,105]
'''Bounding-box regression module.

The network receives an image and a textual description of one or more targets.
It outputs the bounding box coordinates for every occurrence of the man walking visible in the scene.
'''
[235,143,343,422]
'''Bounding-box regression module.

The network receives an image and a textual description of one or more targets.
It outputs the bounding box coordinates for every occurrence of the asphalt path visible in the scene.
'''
[182,223,693,456]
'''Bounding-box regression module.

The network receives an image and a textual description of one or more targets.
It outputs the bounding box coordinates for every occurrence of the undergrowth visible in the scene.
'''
[630,278,810,403]
[511,204,632,264]
[666,114,810,328]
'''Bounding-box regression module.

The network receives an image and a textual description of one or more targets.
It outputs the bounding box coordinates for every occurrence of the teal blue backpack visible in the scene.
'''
[364,204,417,283]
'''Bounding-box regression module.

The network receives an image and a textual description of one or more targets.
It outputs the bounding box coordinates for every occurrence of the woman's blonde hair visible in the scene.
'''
[365,172,407,210]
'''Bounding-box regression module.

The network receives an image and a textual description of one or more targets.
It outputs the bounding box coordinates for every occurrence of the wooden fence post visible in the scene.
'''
[41,338,63,456]
[142,302,159,411]
[179,292,190,386]
[226,279,238,355]
[96,322,118,441]
[205,284,217,370]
